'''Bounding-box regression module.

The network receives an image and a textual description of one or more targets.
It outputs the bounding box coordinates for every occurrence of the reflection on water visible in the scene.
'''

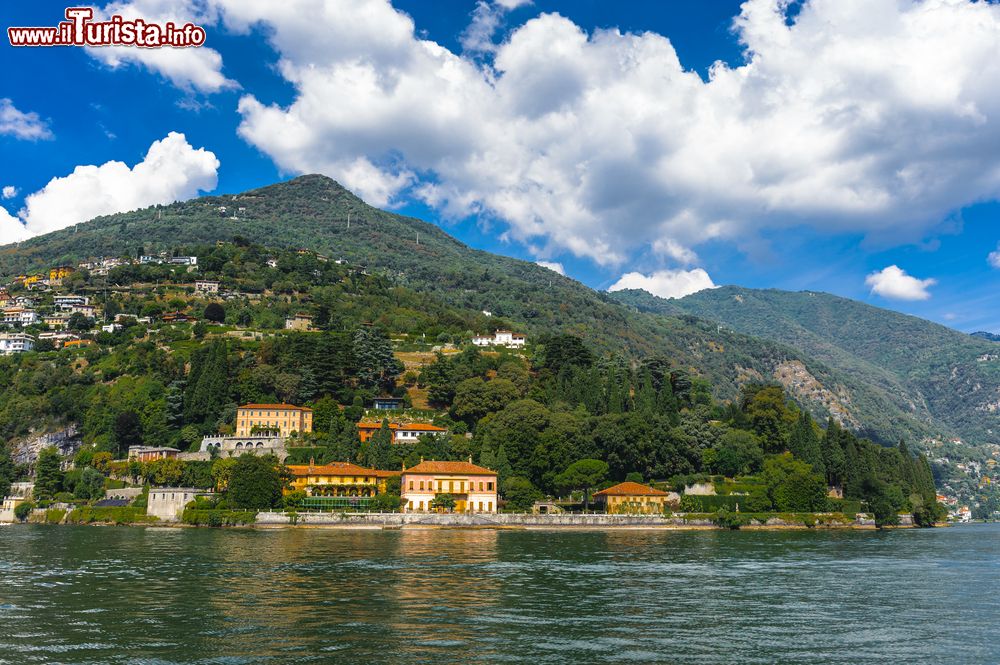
[0,524,997,664]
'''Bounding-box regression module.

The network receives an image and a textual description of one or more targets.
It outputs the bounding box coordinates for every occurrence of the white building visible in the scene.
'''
[147,488,215,522]
[471,329,526,348]
[0,332,35,354]
[2,308,39,326]
[195,279,220,294]
[54,295,89,309]
[169,256,198,266]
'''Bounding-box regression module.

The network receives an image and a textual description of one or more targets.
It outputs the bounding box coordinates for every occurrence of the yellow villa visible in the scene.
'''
[235,403,313,436]
[286,460,398,496]
[593,482,675,514]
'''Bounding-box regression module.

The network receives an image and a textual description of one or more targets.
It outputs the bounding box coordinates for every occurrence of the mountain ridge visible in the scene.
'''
[0,174,975,447]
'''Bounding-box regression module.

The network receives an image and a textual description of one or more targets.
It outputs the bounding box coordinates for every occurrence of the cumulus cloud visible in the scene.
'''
[0,207,29,244]
[535,260,565,275]
[989,243,1000,269]
[461,0,528,55]
[194,0,1000,270]
[2,132,219,244]
[2,186,17,199]
[608,268,716,299]
[865,265,936,301]
[0,99,52,140]
[88,0,236,93]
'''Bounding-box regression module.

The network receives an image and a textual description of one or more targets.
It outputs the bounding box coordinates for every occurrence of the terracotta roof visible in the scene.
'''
[287,461,382,477]
[593,481,670,497]
[357,421,447,432]
[402,460,496,476]
[239,403,312,411]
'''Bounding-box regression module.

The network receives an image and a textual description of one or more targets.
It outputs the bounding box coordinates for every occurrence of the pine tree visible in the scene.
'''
[789,412,824,476]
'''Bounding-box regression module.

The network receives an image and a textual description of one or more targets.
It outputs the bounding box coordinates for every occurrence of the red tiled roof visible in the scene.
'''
[357,421,447,432]
[287,461,381,477]
[239,403,312,411]
[402,460,496,476]
[593,481,670,497]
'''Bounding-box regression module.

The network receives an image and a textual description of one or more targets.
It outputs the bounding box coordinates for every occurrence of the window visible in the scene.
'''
[448,481,453,492]
[478,502,483,512]
[487,482,494,491]
[409,480,414,490]
[487,502,493,512]
[479,481,484,491]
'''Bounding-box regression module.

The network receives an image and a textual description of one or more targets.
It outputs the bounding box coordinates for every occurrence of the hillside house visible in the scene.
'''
[54,295,90,309]
[357,421,448,444]
[0,332,35,354]
[195,279,220,294]
[236,404,313,437]
[43,315,70,329]
[285,312,314,331]
[2,308,38,326]
[472,329,526,348]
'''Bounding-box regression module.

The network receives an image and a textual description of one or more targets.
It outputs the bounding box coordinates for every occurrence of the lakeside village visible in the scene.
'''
[0,243,983,528]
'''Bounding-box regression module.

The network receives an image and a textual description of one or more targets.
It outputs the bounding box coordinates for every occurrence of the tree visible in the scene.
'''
[788,412,824,474]
[227,454,286,510]
[114,410,143,457]
[67,312,93,332]
[34,446,64,500]
[431,493,456,511]
[211,457,237,491]
[353,326,403,393]
[75,467,106,500]
[712,429,764,477]
[763,453,827,512]
[0,444,14,500]
[204,302,225,323]
[502,476,541,512]
[361,419,394,470]
[555,459,609,510]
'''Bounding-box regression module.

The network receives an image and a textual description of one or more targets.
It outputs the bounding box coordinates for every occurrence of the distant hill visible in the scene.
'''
[0,174,958,445]
[972,331,1000,342]
[612,286,1000,445]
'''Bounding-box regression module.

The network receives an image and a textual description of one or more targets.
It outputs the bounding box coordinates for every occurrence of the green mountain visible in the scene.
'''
[0,175,959,445]
[611,286,1000,445]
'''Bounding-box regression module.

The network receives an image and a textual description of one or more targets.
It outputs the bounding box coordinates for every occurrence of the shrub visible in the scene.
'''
[45,508,66,524]
[181,509,257,526]
[54,492,76,504]
[66,506,157,525]
[371,493,402,512]
[712,507,749,530]
[680,494,741,512]
[14,501,34,522]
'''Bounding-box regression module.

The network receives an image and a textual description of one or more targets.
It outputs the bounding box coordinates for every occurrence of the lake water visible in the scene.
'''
[0,523,997,664]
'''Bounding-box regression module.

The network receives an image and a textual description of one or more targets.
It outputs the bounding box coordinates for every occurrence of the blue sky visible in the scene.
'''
[2,0,1000,332]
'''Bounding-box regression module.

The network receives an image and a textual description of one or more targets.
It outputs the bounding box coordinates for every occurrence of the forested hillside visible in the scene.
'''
[0,175,949,446]
[612,287,1000,445]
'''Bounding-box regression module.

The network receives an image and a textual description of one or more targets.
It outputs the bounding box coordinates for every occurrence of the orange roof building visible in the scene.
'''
[401,459,497,513]
[286,460,397,496]
[593,481,676,515]
[236,403,313,437]
[357,421,448,444]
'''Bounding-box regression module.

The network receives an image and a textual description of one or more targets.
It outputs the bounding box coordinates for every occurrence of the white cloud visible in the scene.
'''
[865,265,936,301]
[202,0,1000,268]
[608,268,716,299]
[2,186,18,199]
[535,260,564,275]
[0,207,29,244]
[461,0,528,55]
[4,132,219,244]
[0,99,52,140]
[989,243,1000,269]
[88,1,236,93]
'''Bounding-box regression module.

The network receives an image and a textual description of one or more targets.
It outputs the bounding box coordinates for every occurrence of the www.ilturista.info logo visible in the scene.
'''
[8,7,206,48]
